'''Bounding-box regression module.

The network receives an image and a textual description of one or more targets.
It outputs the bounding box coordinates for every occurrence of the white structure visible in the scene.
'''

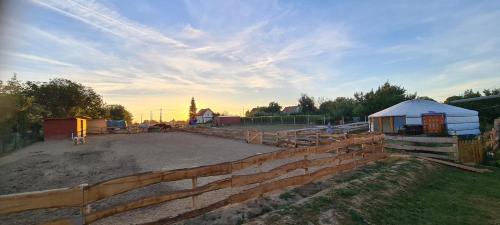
[196,108,214,123]
[369,100,480,135]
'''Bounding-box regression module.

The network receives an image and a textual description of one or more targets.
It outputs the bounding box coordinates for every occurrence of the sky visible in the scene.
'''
[0,0,499,122]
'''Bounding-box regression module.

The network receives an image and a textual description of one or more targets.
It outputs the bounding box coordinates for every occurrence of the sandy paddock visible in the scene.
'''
[0,132,282,225]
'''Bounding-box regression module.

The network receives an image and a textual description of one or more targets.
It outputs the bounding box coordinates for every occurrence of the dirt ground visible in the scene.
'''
[0,132,279,224]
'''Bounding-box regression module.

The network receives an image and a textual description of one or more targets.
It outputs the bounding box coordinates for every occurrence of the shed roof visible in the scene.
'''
[368,99,478,118]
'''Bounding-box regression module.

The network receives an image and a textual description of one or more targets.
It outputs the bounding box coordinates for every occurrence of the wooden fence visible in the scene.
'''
[0,134,385,225]
[457,139,485,164]
[384,135,458,161]
[246,129,375,148]
[384,135,487,164]
[181,127,246,140]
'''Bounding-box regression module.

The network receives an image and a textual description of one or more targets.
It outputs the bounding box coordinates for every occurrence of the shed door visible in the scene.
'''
[422,114,445,134]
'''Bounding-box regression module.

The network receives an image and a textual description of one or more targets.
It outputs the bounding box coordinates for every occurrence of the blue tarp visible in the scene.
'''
[107,120,127,129]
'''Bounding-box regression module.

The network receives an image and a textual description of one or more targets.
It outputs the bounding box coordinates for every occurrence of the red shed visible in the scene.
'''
[43,117,88,140]
[213,116,241,126]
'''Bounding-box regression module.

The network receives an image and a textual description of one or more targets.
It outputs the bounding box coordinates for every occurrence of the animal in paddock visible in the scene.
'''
[153,123,173,132]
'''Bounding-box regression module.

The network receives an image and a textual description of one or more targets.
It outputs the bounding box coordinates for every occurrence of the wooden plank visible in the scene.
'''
[0,186,83,214]
[416,156,492,173]
[138,153,387,225]
[41,218,77,225]
[85,178,232,224]
[85,162,232,203]
[412,153,453,160]
[384,143,456,153]
[384,135,456,144]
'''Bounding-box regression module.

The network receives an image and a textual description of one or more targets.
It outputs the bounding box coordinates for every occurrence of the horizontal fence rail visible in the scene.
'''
[0,134,385,225]
[384,135,458,161]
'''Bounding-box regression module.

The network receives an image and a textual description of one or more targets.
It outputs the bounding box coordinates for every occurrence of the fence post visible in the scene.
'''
[304,154,309,174]
[80,183,89,225]
[293,131,297,147]
[323,115,326,125]
[192,177,198,209]
[281,116,283,124]
[293,116,296,125]
[259,132,263,145]
[316,133,320,146]
[453,136,459,162]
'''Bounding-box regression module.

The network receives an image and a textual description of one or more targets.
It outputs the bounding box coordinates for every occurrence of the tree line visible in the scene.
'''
[247,82,419,121]
[0,75,133,147]
[246,82,499,128]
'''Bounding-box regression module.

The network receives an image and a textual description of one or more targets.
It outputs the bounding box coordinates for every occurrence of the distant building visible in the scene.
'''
[43,117,87,140]
[282,106,300,114]
[196,108,214,123]
[214,116,241,126]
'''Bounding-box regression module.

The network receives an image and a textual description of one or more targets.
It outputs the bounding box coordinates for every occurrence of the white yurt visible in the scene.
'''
[368,99,480,135]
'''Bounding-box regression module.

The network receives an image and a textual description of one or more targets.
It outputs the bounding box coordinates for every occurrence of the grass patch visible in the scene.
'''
[367,166,500,225]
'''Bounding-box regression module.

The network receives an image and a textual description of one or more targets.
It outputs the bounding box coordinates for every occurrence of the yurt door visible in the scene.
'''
[422,114,445,134]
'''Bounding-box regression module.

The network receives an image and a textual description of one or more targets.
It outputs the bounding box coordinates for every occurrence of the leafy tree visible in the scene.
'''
[319,97,356,121]
[24,78,106,118]
[105,104,133,123]
[353,82,416,117]
[189,97,197,120]
[444,89,482,103]
[416,96,436,101]
[298,94,316,114]
[483,88,500,96]
[265,101,282,113]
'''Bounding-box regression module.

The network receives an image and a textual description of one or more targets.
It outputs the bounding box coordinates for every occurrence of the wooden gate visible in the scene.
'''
[422,114,445,134]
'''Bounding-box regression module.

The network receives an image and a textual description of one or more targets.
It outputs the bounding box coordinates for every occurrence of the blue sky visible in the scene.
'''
[0,0,499,120]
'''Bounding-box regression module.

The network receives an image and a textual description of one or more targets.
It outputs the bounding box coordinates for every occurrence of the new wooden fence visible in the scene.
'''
[181,127,246,140]
[0,134,385,225]
[384,135,487,164]
[384,135,458,161]
[246,129,376,148]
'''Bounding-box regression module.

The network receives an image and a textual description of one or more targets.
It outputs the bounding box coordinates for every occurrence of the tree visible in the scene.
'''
[265,101,282,113]
[319,97,356,121]
[444,89,482,103]
[353,82,416,117]
[483,88,500,96]
[24,78,106,118]
[298,94,317,114]
[189,97,197,120]
[416,96,436,101]
[105,104,133,123]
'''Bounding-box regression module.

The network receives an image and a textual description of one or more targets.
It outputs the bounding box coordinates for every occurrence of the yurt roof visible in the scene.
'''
[368,99,478,118]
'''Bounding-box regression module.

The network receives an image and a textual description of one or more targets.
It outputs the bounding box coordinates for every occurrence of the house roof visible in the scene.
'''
[196,108,213,116]
[369,99,478,118]
[449,94,500,103]
[282,106,299,113]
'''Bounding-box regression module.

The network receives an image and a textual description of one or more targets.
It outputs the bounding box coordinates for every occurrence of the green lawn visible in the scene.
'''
[366,163,500,225]
[252,159,500,225]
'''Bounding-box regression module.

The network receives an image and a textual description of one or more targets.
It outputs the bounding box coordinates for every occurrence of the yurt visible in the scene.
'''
[368,99,479,135]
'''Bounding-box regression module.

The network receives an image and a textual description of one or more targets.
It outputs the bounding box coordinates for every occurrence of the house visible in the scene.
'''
[282,106,300,114]
[196,108,214,123]
[368,99,480,135]
[87,119,107,134]
[43,117,87,140]
[214,116,241,126]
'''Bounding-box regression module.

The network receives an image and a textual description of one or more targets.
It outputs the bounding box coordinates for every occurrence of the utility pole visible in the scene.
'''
[160,108,162,123]
[141,114,143,124]
[150,111,153,124]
